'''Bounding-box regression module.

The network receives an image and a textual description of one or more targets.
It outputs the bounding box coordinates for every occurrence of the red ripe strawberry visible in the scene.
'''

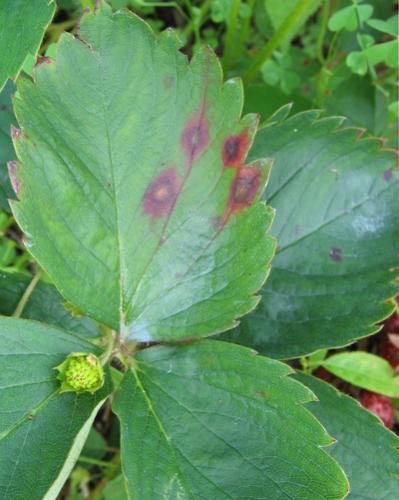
[313,367,334,383]
[379,334,399,369]
[382,297,399,333]
[383,311,399,334]
[360,391,395,429]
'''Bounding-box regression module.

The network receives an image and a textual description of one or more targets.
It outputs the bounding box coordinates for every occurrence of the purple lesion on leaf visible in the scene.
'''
[383,168,393,182]
[35,56,53,67]
[11,125,21,138]
[228,166,261,213]
[216,166,261,228]
[181,113,209,163]
[142,168,180,218]
[329,246,342,262]
[222,131,250,167]
[163,75,174,88]
[7,161,21,198]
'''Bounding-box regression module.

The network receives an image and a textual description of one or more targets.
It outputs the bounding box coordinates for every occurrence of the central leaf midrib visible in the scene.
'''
[94,51,124,333]
[139,366,332,499]
[121,59,212,331]
[131,366,197,498]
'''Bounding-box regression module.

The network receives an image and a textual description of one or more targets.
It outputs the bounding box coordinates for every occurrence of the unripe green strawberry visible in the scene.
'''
[55,352,104,394]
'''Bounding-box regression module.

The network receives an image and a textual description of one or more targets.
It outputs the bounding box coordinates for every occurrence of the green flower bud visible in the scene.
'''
[55,352,104,394]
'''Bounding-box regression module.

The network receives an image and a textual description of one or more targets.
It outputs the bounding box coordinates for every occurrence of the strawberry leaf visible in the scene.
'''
[113,340,349,498]
[296,373,399,499]
[0,318,112,499]
[226,110,398,359]
[11,5,275,341]
[0,0,55,92]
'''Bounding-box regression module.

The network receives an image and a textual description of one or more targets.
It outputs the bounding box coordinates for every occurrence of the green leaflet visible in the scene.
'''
[0,318,112,499]
[11,5,275,342]
[0,271,99,337]
[297,373,399,499]
[82,427,107,460]
[226,109,399,359]
[328,4,373,32]
[319,352,399,398]
[113,340,349,499]
[103,475,128,500]
[367,15,399,37]
[0,0,55,92]
[320,67,389,136]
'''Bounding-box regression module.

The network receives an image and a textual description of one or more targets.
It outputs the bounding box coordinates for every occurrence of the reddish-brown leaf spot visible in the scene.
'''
[228,166,261,213]
[222,131,250,167]
[163,75,174,88]
[329,246,342,262]
[11,125,21,138]
[7,160,20,198]
[35,56,53,67]
[255,389,267,398]
[142,168,180,218]
[181,114,209,163]
[383,168,393,182]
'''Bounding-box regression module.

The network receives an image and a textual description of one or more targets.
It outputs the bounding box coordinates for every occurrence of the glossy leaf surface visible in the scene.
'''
[0,318,111,499]
[113,340,348,499]
[0,271,99,337]
[297,373,399,499]
[0,0,55,91]
[11,5,275,342]
[227,110,399,358]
